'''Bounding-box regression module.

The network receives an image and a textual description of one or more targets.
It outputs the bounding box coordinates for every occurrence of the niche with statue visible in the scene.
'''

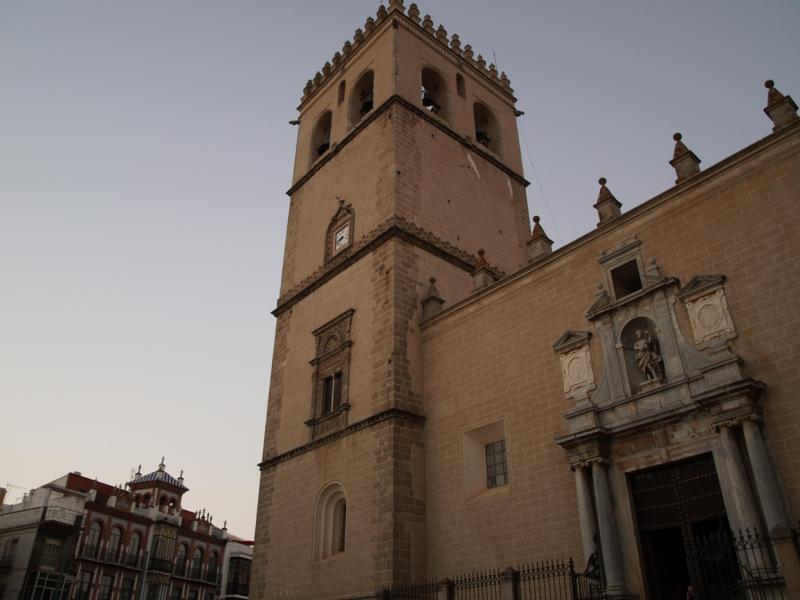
[554,240,751,436]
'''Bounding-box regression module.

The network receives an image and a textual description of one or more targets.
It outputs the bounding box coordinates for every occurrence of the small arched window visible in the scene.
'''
[108,526,123,560]
[314,483,347,559]
[473,102,500,155]
[128,531,141,558]
[142,493,151,507]
[207,552,218,579]
[85,521,103,558]
[191,548,204,576]
[311,111,332,163]
[349,70,374,126]
[337,80,346,105]
[421,67,448,119]
[456,73,466,98]
[175,543,188,575]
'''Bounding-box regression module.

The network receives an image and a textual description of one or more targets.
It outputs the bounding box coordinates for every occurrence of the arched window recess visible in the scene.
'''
[314,483,347,560]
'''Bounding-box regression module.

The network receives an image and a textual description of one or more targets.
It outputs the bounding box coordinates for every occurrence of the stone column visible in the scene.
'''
[741,419,790,533]
[574,464,599,567]
[717,423,762,530]
[590,460,630,597]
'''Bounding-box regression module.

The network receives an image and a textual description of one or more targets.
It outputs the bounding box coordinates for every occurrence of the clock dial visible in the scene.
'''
[334,225,349,250]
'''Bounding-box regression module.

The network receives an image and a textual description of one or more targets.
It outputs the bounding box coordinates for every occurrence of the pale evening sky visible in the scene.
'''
[1,1,798,537]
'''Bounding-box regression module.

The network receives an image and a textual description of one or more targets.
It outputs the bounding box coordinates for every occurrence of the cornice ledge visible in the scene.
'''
[273,216,503,316]
[286,95,529,197]
[258,407,425,470]
[420,121,800,331]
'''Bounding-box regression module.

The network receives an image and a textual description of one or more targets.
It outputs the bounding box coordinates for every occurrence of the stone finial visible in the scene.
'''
[669,132,701,184]
[303,80,313,97]
[388,0,405,13]
[407,3,421,23]
[322,62,332,77]
[354,28,364,43]
[476,55,486,70]
[421,277,445,320]
[500,72,511,87]
[472,249,497,291]
[332,52,342,67]
[593,177,622,227]
[527,216,554,262]
[450,34,462,53]
[422,14,434,34]
[488,63,498,79]
[435,25,448,43]
[342,40,353,55]
[763,79,799,131]
[463,44,474,62]
[376,4,388,21]
[313,71,322,86]
[365,17,376,33]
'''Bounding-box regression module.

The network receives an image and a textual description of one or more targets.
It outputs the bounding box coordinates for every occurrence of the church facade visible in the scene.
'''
[251,2,800,599]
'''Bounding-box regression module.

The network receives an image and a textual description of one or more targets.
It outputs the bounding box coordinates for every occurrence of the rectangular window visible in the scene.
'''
[120,578,135,600]
[485,439,508,488]
[170,586,182,600]
[322,372,343,415]
[98,575,114,600]
[610,260,643,300]
[76,571,93,600]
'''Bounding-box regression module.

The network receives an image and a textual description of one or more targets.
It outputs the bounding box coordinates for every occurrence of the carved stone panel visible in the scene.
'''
[561,345,595,394]
[686,289,736,346]
[553,331,595,405]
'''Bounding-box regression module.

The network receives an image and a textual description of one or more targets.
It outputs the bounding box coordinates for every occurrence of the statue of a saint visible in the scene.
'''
[634,329,664,382]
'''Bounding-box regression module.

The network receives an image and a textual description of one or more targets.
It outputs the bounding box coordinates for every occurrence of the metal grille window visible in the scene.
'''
[485,440,508,488]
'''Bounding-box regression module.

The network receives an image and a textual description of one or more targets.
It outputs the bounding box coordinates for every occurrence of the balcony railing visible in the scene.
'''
[42,507,82,527]
[78,545,141,569]
[149,557,174,574]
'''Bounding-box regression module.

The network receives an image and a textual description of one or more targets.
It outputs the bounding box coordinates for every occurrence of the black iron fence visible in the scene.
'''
[383,561,604,600]
[687,529,787,600]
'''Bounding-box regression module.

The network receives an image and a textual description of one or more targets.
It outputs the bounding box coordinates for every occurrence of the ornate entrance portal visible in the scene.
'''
[631,454,730,600]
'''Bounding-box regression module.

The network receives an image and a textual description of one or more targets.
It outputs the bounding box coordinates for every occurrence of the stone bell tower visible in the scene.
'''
[252,2,531,598]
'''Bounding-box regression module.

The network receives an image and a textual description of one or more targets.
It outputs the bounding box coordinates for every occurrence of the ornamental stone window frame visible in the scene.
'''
[325,199,355,263]
[306,309,354,440]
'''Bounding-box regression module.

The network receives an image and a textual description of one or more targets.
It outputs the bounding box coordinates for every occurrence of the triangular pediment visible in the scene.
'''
[677,274,726,300]
[553,330,592,353]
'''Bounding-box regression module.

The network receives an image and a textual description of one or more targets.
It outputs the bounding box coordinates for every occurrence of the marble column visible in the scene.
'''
[591,460,629,597]
[718,423,762,530]
[741,419,790,533]
[574,464,598,567]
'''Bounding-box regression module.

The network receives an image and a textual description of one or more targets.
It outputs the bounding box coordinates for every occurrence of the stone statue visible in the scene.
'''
[634,329,664,382]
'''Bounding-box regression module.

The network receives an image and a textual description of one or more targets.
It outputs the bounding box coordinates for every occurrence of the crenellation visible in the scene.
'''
[299,3,514,108]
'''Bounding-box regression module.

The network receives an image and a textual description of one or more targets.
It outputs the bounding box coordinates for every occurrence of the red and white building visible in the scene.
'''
[0,460,250,600]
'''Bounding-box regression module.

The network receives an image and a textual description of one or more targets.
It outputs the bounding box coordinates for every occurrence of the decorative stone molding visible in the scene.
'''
[274,211,505,316]
[556,254,764,455]
[299,2,513,107]
[677,274,737,350]
[258,408,425,470]
[553,331,595,406]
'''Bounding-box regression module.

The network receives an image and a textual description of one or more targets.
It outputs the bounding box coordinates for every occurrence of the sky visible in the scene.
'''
[1,1,798,538]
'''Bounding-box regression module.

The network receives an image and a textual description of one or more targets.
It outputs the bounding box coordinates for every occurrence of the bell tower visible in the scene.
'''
[252,2,531,598]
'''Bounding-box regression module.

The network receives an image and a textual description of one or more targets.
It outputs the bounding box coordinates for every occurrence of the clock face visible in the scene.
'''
[334,225,349,250]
